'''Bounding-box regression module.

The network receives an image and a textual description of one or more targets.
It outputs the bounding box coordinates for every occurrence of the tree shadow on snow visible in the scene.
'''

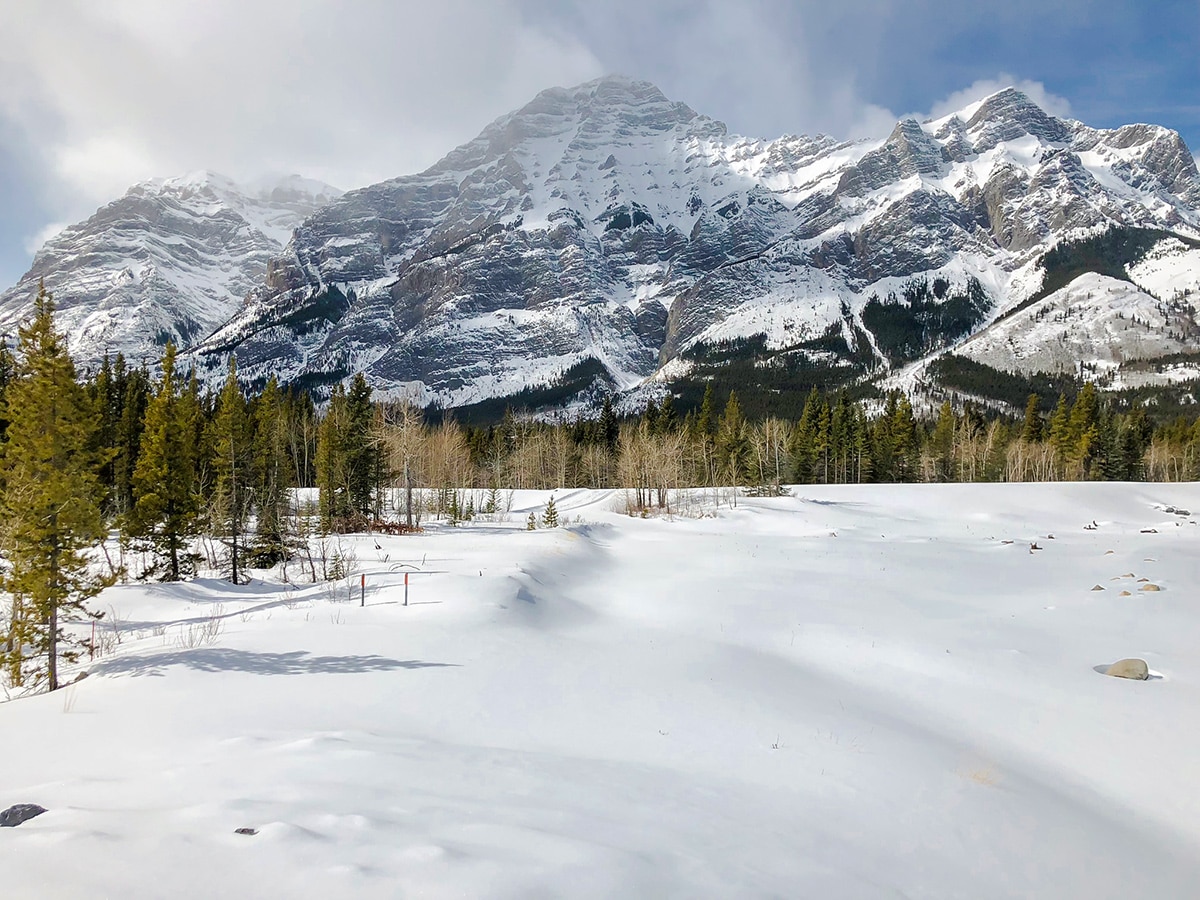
[92,649,460,678]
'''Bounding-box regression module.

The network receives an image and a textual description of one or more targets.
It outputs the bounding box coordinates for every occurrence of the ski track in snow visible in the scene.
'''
[3,483,1200,898]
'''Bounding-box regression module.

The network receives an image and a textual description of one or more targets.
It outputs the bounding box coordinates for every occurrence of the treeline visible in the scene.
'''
[6,288,1200,690]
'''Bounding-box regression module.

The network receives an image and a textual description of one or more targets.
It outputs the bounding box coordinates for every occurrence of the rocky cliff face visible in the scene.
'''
[6,77,1199,409]
[0,173,341,369]
[187,77,1199,406]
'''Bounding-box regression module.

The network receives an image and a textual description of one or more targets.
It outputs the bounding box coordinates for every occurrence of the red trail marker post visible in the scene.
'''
[360,573,366,607]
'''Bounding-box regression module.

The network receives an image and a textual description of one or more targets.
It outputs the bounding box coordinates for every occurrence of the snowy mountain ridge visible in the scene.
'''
[3,76,1199,410]
[0,172,341,368]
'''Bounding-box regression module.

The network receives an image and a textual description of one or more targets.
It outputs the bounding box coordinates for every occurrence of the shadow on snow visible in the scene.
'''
[92,649,460,678]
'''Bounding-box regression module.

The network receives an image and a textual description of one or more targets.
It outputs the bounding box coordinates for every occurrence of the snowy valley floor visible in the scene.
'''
[3,484,1200,898]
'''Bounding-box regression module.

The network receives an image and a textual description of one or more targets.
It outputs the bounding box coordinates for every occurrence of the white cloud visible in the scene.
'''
[0,0,603,214]
[23,221,68,256]
[926,75,1073,121]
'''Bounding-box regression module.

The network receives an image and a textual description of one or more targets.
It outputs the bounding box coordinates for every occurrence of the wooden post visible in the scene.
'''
[360,573,365,607]
[404,572,409,607]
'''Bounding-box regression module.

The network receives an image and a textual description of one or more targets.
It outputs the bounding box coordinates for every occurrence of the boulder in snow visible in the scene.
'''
[0,804,47,827]
[1105,658,1150,680]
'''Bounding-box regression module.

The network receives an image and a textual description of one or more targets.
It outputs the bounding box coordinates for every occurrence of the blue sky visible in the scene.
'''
[1,0,1197,290]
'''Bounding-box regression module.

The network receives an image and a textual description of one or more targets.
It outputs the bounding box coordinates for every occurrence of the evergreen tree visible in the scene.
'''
[129,343,198,580]
[641,398,659,434]
[250,377,294,566]
[211,359,254,583]
[891,397,919,482]
[697,382,717,440]
[1068,382,1101,478]
[657,395,679,433]
[0,341,15,494]
[344,373,378,519]
[1,287,110,690]
[112,360,150,518]
[1047,393,1072,475]
[542,494,559,528]
[930,400,955,481]
[789,387,823,483]
[316,385,350,530]
[1021,394,1043,444]
[715,390,752,485]
[598,395,620,452]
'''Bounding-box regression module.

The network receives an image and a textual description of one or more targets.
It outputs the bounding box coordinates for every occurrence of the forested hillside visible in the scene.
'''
[5,290,1200,691]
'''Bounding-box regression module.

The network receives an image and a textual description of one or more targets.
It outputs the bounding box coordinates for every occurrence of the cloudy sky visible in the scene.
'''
[1,0,1197,287]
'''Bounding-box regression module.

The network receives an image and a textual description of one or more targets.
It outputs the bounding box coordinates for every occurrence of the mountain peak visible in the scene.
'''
[510,73,706,132]
[964,87,1070,149]
[424,75,723,179]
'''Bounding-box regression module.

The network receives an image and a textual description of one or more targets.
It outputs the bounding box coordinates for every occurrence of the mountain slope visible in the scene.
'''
[186,77,1200,408]
[0,172,341,369]
[6,77,1199,410]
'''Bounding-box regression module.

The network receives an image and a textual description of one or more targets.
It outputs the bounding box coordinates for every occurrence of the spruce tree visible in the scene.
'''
[211,359,254,583]
[716,390,751,485]
[789,387,822,483]
[1,287,110,691]
[112,360,150,518]
[0,341,15,494]
[1021,394,1043,444]
[1047,393,1072,475]
[316,385,350,531]
[931,400,956,481]
[657,395,679,433]
[344,374,378,519]
[542,494,559,528]
[250,377,294,566]
[129,343,198,580]
[598,395,620,452]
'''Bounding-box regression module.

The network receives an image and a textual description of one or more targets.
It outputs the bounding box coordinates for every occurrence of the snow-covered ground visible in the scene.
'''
[4,484,1200,898]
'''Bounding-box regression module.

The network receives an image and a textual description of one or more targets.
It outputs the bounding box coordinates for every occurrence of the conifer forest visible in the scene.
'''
[4,286,1200,690]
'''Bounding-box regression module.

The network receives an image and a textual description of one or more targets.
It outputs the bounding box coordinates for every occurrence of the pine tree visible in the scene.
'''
[526,511,537,531]
[715,390,751,485]
[657,395,679,432]
[1,287,111,691]
[250,377,293,567]
[316,385,350,531]
[112,360,150,518]
[542,494,559,528]
[641,398,659,434]
[129,343,198,580]
[1021,394,1043,444]
[930,400,956,481]
[211,359,254,583]
[1068,382,1101,478]
[789,387,822,483]
[345,373,377,519]
[0,341,15,494]
[891,397,919,483]
[698,382,717,441]
[598,395,620,452]
[1047,393,1072,476]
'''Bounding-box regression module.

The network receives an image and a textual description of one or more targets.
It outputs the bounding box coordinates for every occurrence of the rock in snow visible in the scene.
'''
[1105,658,1151,680]
[0,804,47,827]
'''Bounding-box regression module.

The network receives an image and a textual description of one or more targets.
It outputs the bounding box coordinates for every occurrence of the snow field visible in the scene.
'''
[3,483,1200,898]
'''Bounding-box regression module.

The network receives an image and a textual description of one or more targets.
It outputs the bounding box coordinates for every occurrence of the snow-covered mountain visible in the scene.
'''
[183,76,1200,407]
[0,172,341,369]
[5,76,1199,408]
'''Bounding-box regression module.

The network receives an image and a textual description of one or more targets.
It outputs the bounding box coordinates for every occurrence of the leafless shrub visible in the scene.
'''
[175,605,225,649]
